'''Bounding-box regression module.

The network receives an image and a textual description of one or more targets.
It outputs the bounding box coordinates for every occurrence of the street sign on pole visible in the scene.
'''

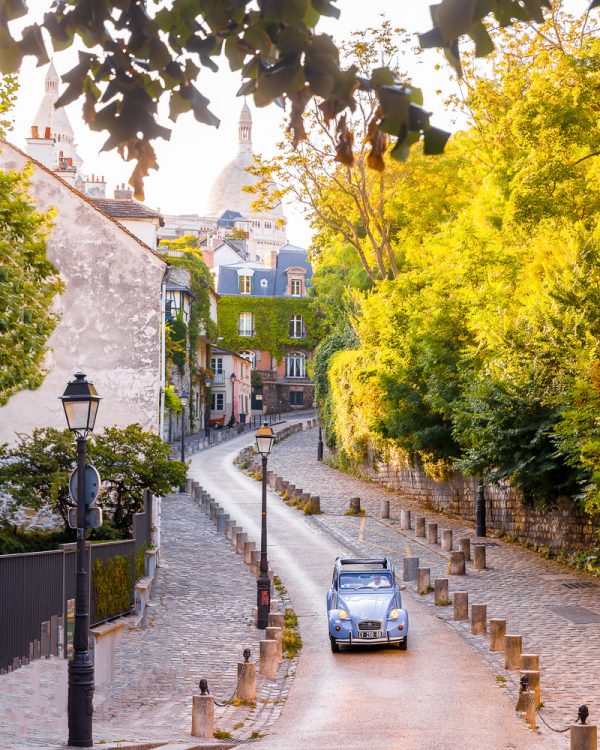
[68,464,103,529]
[69,465,100,506]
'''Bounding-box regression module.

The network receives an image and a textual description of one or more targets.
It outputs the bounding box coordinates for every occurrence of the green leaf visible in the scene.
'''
[169,89,192,121]
[390,129,420,162]
[423,126,451,155]
[19,25,49,67]
[224,37,247,72]
[469,20,494,58]
[243,25,273,57]
[378,86,410,136]
[311,0,341,19]
[370,67,395,87]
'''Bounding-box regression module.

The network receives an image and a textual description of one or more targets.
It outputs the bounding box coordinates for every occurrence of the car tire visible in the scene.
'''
[398,637,408,651]
[330,636,340,653]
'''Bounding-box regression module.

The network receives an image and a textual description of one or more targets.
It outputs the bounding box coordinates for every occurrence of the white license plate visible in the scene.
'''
[358,630,382,639]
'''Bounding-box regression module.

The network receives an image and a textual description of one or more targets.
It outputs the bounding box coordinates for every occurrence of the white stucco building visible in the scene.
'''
[0,140,167,446]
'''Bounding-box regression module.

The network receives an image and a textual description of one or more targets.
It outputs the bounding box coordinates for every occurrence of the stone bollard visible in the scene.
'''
[473,544,487,570]
[403,557,419,582]
[237,661,256,702]
[250,550,261,575]
[521,654,540,671]
[275,477,284,492]
[235,531,248,554]
[380,499,390,519]
[268,612,284,629]
[489,619,506,652]
[308,496,321,514]
[266,626,283,660]
[191,695,214,739]
[570,724,597,750]
[259,639,279,677]
[453,591,468,620]
[216,512,229,534]
[243,540,256,564]
[434,578,449,606]
[521,669,541,707]
[426,523,438,545]
[415,517,426,538]
[185,478,193,494]
[449,551,466,575]
[504,635,523,671]
[471,604,487,635]
[416,567,430,595]
[225,520,237,540]
[270,599,279,612]
[400,509,411,530]
[349,497,361,514]
[458,537,471,561]
[442,529,453,552]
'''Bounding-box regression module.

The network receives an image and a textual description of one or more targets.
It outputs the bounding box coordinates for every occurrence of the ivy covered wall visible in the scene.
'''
[217,296,324,364]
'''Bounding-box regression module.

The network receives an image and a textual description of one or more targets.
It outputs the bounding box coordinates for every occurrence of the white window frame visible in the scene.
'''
[239,275,252,294]
[290,278,303,297]
[289,315,305,339]
[286,352,306,379]
[211,393,224,411]
[240,350,256,369]
[238,312,254,336]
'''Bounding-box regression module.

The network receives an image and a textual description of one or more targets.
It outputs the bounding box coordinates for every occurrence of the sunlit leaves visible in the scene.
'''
[0,0,562,197]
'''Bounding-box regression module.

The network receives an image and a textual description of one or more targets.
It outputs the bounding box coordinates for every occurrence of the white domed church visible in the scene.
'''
[160,101,290,268]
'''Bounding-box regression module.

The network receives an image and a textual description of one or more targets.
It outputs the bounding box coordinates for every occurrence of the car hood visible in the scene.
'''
[337,592,396,621]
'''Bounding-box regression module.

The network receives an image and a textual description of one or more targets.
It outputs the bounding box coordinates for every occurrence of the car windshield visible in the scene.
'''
[339,572,393,591]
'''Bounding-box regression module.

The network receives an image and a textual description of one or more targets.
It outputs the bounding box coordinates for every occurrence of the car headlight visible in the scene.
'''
[338,609,348,620]
[389,609,399,620]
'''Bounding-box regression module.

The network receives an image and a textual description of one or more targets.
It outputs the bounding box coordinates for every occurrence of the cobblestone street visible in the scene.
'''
[0,491,294,749]
[265,424,600,745]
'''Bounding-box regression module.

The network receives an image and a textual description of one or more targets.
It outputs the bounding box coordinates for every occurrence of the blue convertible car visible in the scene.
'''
[327,557,409,652]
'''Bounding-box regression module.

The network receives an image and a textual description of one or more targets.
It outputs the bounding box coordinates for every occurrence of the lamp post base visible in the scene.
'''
[68,655,94,747]
[256,574,271,629]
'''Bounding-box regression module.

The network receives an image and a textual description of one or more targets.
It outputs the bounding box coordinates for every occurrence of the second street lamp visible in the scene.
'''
[204,375,212,438]
[59,372,101,748]
[179,388,189,491]
[255,422,275,629]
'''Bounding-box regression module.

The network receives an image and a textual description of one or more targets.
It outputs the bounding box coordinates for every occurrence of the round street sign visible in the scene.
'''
[69,464,101,506]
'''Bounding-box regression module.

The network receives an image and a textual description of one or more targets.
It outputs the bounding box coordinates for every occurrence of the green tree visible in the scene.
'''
[0,1,558,197]
[0,424,186,534]
[0,166,62,406]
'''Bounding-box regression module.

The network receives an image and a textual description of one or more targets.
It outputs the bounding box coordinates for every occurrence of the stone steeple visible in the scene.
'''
[238,100,252,150]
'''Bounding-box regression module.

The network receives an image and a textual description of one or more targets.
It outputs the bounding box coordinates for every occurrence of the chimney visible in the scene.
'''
[114,184,133,200]
[44,126,51,139]
[31,125,39,138]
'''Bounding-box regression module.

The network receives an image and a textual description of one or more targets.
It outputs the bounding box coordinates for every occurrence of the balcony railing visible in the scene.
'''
[238,328,255,337]
[255,369,278,381]
[213,372,225,385]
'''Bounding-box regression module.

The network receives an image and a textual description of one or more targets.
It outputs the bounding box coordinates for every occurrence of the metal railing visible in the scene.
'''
[0,494,153,673]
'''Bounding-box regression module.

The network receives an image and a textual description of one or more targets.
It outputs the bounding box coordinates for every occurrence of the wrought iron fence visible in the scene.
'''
[0,492,153,673]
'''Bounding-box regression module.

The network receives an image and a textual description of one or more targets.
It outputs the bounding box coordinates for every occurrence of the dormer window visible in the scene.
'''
[290,278,303,297]
[239,275,252,294]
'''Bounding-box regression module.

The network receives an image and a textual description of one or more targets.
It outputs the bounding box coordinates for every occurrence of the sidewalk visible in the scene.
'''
[265,425,600,741]
[0,491,293,749]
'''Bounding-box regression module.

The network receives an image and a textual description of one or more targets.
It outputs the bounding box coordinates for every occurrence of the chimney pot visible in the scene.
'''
[31,125,39,138]
[44,127,51,139]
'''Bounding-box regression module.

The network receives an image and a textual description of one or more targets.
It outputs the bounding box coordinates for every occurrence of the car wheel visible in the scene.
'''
[330,636,340,653]
[398,637,408,651]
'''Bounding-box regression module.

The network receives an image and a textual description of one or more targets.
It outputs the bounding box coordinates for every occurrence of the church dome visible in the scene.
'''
[207,102,284,220]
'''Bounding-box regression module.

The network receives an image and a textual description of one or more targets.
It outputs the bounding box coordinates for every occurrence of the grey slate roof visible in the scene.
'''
[92,198,164,225]
[216,245,312,297]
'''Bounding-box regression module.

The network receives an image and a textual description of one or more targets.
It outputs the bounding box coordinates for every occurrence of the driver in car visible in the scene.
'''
[367,574,391,589]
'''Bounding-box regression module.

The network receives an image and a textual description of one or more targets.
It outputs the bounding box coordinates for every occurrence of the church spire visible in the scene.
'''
[45,60,59,95]
[238,100,252,148]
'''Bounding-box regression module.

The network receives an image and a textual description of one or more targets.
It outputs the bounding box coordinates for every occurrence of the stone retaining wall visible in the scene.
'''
[354,444,598,555]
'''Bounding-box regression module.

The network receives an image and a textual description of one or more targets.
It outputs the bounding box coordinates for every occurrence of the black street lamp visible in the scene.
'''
[204,375,212,438]
[255,422,275,629]
[59,372,101,748]
[476,479,486,537]
[179,388,189,491]
[316,408,324,461]
[230,371,237,424]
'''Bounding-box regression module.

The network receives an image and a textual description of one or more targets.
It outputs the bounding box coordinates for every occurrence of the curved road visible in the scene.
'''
[189,430,556,750]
